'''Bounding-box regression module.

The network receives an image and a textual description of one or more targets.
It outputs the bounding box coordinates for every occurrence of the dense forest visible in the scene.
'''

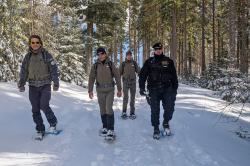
[0,0,249,103]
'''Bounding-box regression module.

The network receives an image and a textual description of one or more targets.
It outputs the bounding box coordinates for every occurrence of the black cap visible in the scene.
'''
[126,50,132,56]
[152,42,163,49]
[96,47,106,55]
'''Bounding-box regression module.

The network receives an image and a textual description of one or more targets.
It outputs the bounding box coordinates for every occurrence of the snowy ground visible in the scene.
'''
[0,82,250,166]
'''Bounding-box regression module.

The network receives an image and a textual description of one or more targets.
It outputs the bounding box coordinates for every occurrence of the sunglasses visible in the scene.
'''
[154,48,162,51]
[31,42,40,44]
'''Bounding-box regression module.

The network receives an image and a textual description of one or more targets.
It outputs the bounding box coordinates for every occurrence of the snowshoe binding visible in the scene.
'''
[121,112,128,119]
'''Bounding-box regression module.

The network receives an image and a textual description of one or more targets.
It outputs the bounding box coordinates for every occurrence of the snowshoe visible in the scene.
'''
[105,130,116,141]
[99,128,108,137]
[153,128,160,140]
[162,127,171,136]
[153,132,160,140]
[121,112,128,119]
[129,113,136,120]
[46,126,62,135]
[34,131,45,141]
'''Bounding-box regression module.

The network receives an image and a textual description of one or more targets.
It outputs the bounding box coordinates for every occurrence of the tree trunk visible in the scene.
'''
[228,0,237,68]
[170,2,177,66]
[120,42,123,65]
[183,0,187,75]
[188,42,192,75]
[217,18,220,66]
[29,0,34,35]
[133,28,137,62]
[86,21,93,75]
[114,29,118,66]
[201,0,206,73]
[238,0,248,74]
[212,0,216,64]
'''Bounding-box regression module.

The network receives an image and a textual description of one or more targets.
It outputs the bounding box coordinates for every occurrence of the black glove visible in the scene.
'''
[53,83,59,91]
[19,86,25,92]
[140,89,146,96]
[17,82,25,92]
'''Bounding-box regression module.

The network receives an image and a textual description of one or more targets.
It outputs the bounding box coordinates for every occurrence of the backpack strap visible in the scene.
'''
[132,60,138,73]
[94,61,114,78]
[121,61,125,75]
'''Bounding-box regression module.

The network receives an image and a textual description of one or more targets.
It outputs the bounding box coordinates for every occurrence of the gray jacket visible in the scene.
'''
[19,48,59,87]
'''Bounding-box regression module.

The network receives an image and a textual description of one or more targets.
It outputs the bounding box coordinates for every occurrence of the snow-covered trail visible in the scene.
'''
[0,82,250,166]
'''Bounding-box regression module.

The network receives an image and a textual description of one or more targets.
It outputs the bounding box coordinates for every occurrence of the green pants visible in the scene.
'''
[122,82,136,114]
[97,90,114,115]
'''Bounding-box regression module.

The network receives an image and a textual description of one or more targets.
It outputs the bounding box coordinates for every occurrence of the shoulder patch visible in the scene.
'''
[162,61,169,67]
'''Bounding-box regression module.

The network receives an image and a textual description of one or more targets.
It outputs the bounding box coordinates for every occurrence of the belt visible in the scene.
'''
[96,82,115,88]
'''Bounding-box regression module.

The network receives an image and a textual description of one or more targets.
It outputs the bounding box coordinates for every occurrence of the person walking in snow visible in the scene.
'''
[18,35,60,140]
[88,47,122,141]
[139,42,178,140]
[120,50,140,119]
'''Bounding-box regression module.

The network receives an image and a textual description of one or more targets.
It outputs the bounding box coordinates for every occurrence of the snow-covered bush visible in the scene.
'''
[181,64,250,103]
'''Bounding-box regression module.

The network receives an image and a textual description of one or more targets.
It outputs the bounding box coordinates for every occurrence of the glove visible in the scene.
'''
[17,82,25,92]
[140,89,146,96]
[19,86,25,92]
[89,92,94,99]
[53,84,59,91]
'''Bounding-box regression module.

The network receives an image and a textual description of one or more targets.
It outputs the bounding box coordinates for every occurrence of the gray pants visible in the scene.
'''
[29,84,57,132]
[97,90,115,130]
[122,82,136,114]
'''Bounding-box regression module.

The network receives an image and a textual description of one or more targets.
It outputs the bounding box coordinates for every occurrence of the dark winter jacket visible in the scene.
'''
[139,54,178,91]
[19,48,59,87]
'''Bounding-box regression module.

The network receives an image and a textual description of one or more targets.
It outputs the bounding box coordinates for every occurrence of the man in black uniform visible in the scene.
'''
[139,42,178,139]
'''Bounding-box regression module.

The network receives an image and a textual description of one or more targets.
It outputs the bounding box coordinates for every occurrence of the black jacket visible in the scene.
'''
[139,54,178,91]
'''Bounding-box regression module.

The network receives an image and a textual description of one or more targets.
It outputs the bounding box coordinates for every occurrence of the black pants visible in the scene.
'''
[149,87,177,127]
[29,84,57,132]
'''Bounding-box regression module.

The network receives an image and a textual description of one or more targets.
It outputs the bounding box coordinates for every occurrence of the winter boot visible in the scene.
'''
[35,131,45,141]
[99,128,108,137]
[121,112,128,119]
[48,126,58,134]
[162,123,171,136]
[105,130,116,141]
[153,126,160,140]
[129,113,136,120]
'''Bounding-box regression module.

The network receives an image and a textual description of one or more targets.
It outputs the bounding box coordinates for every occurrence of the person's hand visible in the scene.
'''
[53,84,59,91]
[117,91,122,97]
[89,92,94,99]
[139,89,146,96]
[19,86,25,92]
[17,82,25,92]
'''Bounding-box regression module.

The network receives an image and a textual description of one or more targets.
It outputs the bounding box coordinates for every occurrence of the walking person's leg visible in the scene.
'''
[29,86,45,132]
[130,84,136,115]
[162,87,177,128]
[40,84,57,127]
[106,90,115,130]
[149,90,161,130]
[97,92,108,129]
[122,85,129,113]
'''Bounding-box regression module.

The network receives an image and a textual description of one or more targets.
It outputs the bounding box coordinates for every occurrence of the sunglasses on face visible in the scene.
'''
[31,42,40,44]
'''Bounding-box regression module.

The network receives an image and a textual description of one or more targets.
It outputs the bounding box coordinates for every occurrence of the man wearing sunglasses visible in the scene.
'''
[88,47,122,141]
[139,42,178,140]
[18,35,60,140]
